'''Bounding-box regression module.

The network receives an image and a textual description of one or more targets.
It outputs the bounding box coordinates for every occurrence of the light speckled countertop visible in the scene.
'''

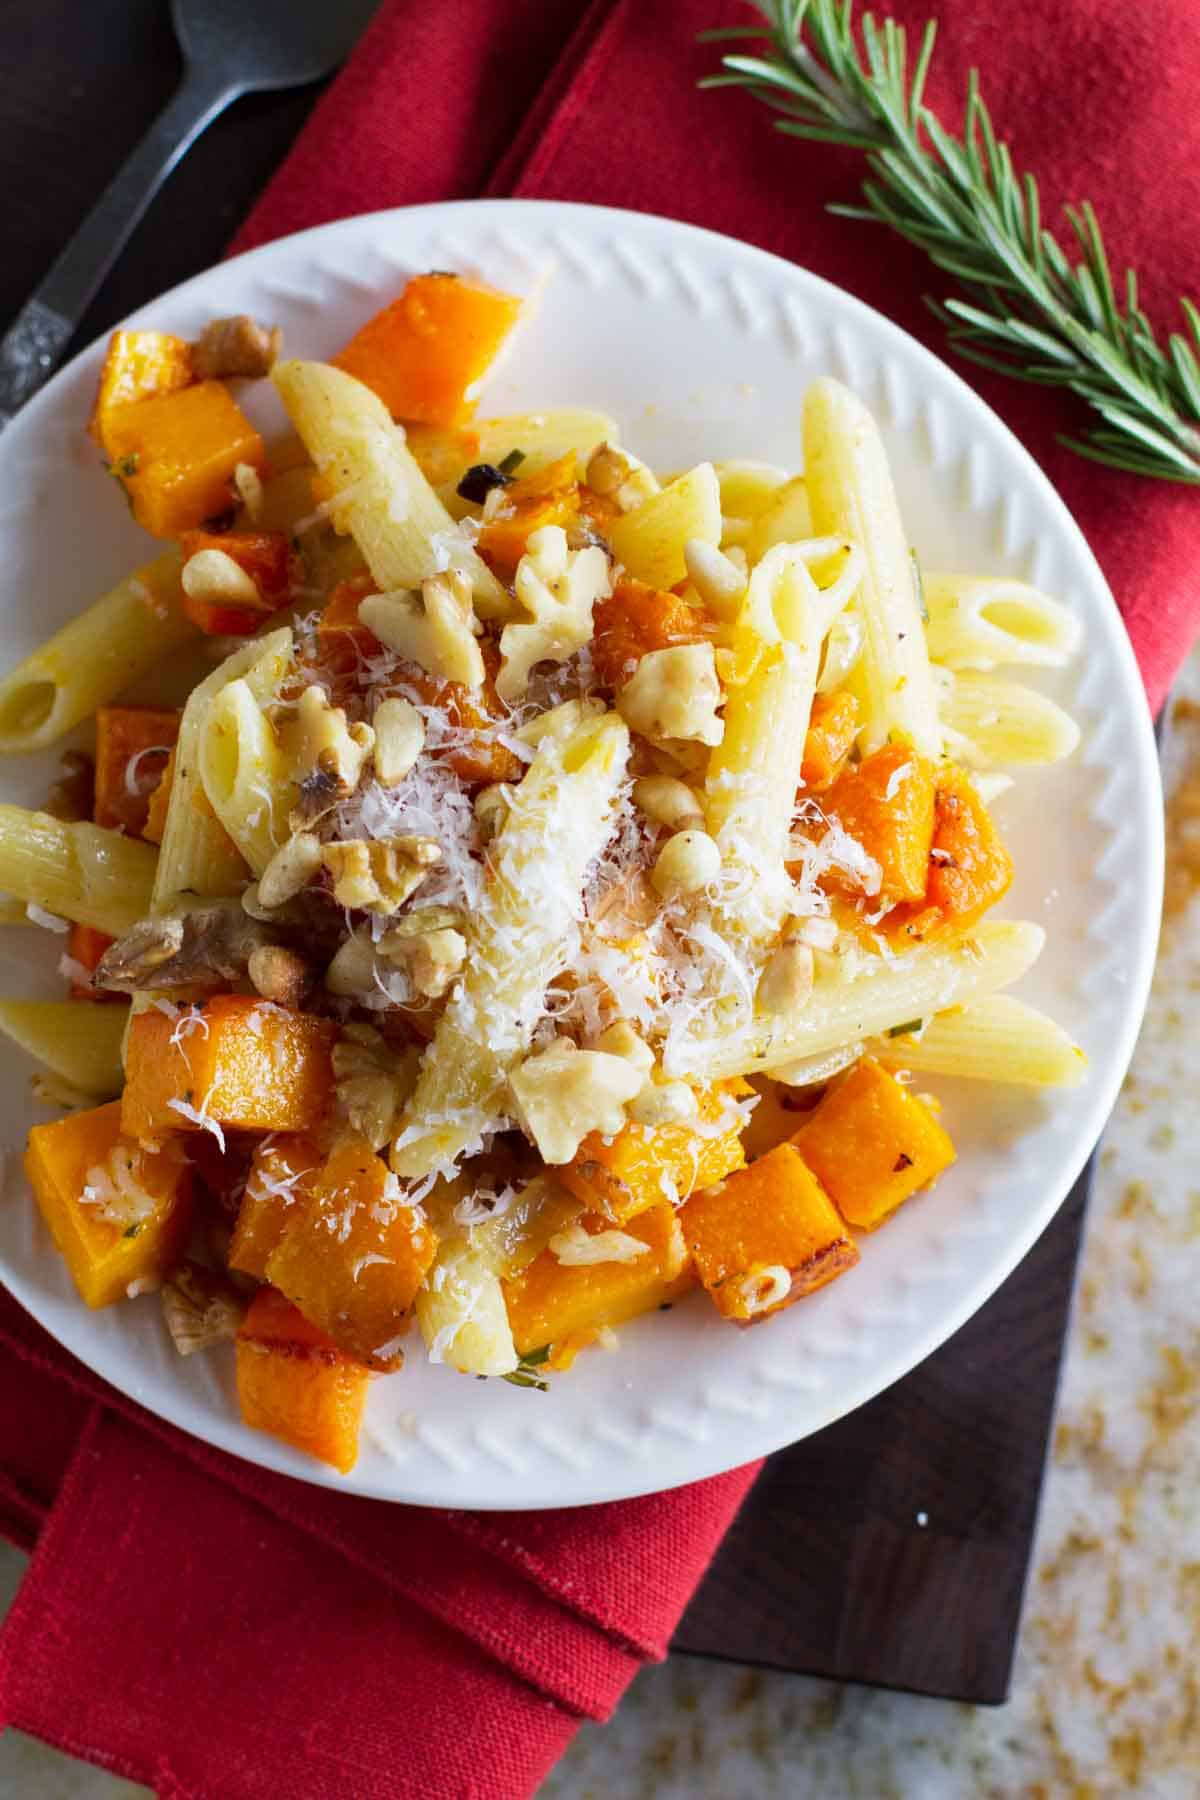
[3,652,1197,1799]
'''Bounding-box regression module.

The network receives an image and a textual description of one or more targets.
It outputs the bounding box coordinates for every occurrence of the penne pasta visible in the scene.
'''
[0,553,196,755]
[935,668,1081,767]
[803,377,941,756]
[705,539,858,939]
[391,710,631,1179]
[607,462,722,589]
[0,809,157,937]
[667,920,1046,1079]
[923,574,1081,670]
[873,995,1087,1087]
[153,629,292,912]
[272,359,508,616]
[0,1000,126,1098]
[198,679,295,877]
[745,474,814,563]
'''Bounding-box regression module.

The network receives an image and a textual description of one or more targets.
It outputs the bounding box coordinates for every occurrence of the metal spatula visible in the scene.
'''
[0,0,380,428]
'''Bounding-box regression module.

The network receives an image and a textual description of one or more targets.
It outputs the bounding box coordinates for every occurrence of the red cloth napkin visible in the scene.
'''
[3,0,1200,1793]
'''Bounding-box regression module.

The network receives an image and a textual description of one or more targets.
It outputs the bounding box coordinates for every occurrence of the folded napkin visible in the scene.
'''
[3,0,1198,1793]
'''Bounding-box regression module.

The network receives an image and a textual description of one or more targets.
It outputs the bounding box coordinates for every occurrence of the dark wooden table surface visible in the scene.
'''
[0,0,1094,1705]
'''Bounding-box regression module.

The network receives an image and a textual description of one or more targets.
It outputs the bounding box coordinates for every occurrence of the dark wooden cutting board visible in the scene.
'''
[1,0,1093,1706]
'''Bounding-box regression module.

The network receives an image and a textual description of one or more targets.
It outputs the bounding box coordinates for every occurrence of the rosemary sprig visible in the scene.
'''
[702,0,1200,483]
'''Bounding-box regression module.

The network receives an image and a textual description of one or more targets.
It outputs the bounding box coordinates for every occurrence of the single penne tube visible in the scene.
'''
[0,553,196,755]
[475,409,618,474]
[873,995,1087,1087]
[391,710,631,1179]
[666,919,1045,1079]
[153,628,292,912]
[414,1240,518,1377]
[0,1000,126,1097]
[923,574,1082,670]
[705,540,857,940]
[607,462,722,589]
[0,809,157,937]
[272,359,508,614]
[935,669,1080,767]
[714,460,792,520]
[802,377,941,755]
[745,474,814,563]
[198,679,295,876]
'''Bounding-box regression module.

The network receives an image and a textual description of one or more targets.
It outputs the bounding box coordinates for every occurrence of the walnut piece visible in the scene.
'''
[284,685,374,805]
[160,1261,246,1356]
[192,314,281,380]
[617,643,725,746]
[332,1022,422,1150]
[585,443,660,512]
[497,527,611,702]
[321,837,441,913]
[508,1039,643,1165]
[359,570,485,690]
[378,910,467,999]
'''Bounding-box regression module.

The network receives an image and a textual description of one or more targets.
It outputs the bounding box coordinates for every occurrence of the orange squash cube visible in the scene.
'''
[800,691,859,791]
[236,1287,370,1474]
[317,575,383,677]
[89,330,194,446]
[591,574,716,689]
[790,1057,956,1231]
[121,996,335,1142]
[93,705,180,837]
[821,744,937,904]
[264,1134,437,1371]
[25,1100,193,1307]
[65,924,121,1003]
[560,1079,750,1226]
[476,454,581,582]
[502,1204,694,1357]
[229,1133,321,1280]
[887,764,1014,946]
[333,272,523,427]
[682,1144,858,1321]
[102,381,266,538]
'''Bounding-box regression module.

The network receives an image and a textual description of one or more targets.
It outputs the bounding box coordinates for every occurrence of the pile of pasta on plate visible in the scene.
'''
[0,270,1086,1473]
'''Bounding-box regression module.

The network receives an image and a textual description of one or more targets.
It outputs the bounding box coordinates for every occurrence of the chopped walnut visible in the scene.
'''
[160,1262,246,1356]
[247,943,311,1006]
[617,643,725,747]
[192,314,281,380]
[44,750,95,823]
[585,442,660,512]
[377,911,467,999]
[284,685,375,814]
[360,570,484,689]
[95,901,268,992]
[497,527,611,702]
[320,837,440,913]
[332,1022,422,1150]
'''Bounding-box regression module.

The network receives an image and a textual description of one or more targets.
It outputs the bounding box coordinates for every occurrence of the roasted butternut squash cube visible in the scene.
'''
[476,454,581,582]
[800,690,858,791]
[317,575,383,677]
[560,1079,750,1226]
[229,1133,321,1280]
[89,330,194,446]
[821,744,936,904]
[236,1286,370,1474]
[502,1203,693,1358]
[790,1057,956,1230]
[682,1144,857,1322]
[333,272,523,427]
[887,763,1014,946]
[591,574,716,690]
[93,705,180,837]
[25,1100,193,1307]
[121,996,335,1142]
[265,1134,437,1370]
[102,381,266,538]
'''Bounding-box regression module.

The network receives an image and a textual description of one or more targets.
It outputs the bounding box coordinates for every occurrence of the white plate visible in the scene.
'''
[0,200,1162,1509]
